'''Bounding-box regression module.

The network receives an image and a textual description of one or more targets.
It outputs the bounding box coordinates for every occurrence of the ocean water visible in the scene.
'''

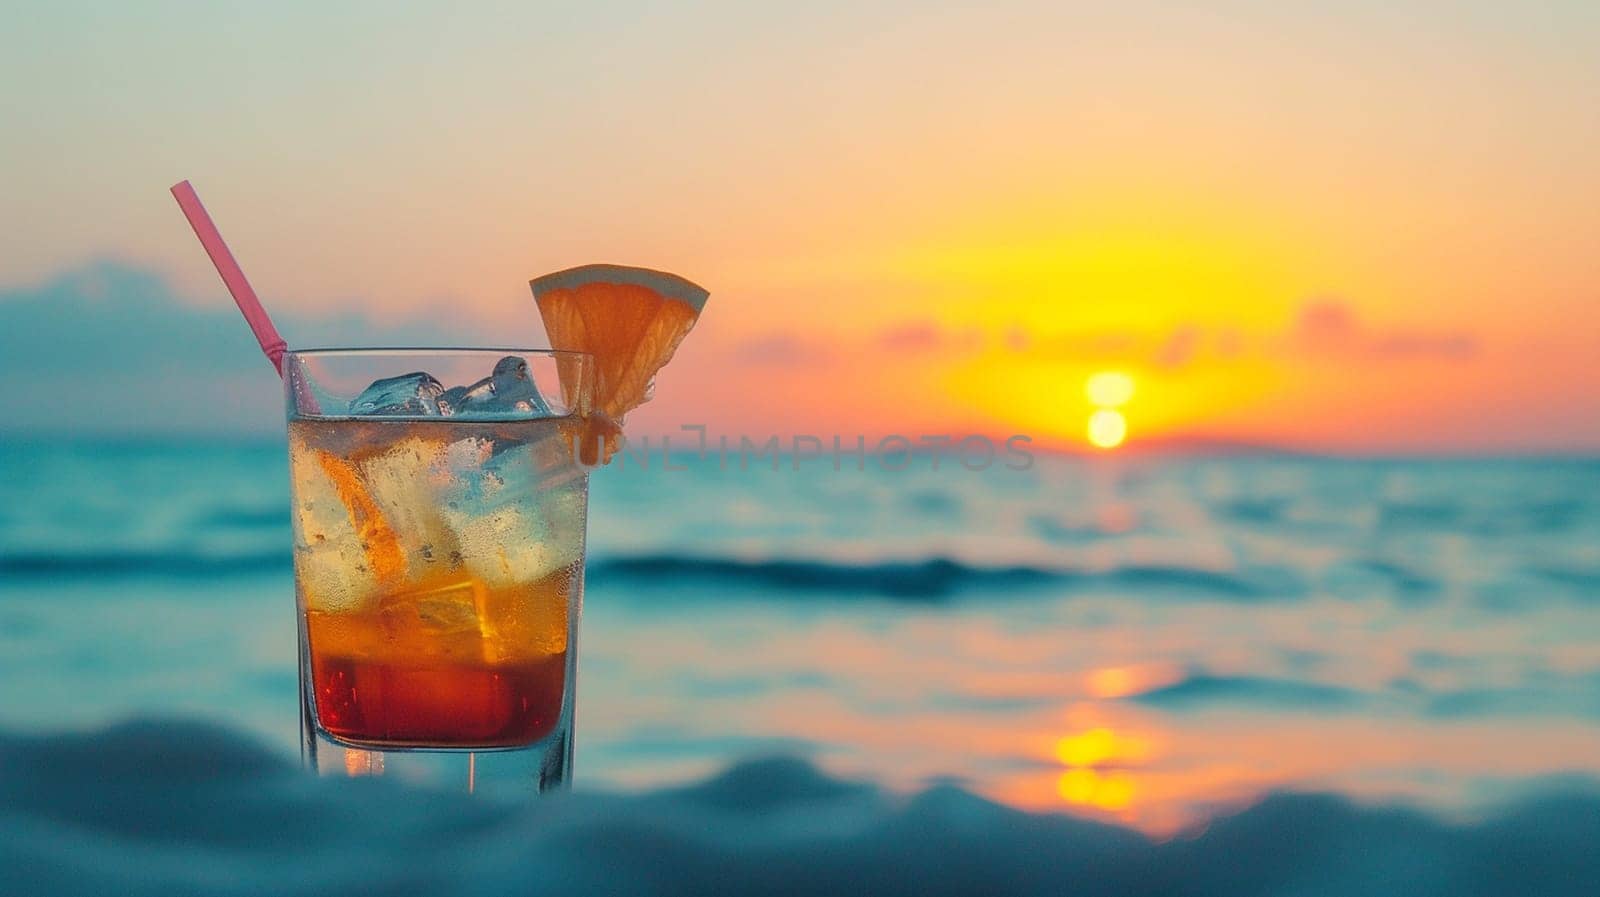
[2,437,1597,834]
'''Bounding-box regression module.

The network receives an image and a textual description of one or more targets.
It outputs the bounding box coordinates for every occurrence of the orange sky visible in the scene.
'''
[2,2,1597,450]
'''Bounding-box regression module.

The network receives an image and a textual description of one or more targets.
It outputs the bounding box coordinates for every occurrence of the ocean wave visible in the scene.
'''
[0,547,1312,602]
[0,550,287,579]
[1379,498,1591,538]
[590,555,1305,601]
[1379,501,1465,531]
[1321,559,1443,602]
[1213,497,1292,525]
[1129,674,1365,711]
[1026,514,1129,543]
[1525,565,1600,598]
[190,506,290,530]
[3,719,1598,897]
[1127,671,1600,720]
[590,555,1057,600]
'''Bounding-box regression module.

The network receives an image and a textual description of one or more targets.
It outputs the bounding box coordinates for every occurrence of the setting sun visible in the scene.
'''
[1084,372,1134,449]
[1085,371,1136,407]
[1088,409,1127,449]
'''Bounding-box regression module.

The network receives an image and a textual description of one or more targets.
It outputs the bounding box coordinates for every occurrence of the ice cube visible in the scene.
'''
[292,531,381,613]
[438,385,467,415]
[490,356,547,406]
[441,377,492,415]
[353,434,467,581]
[290,429,391,610]
[378,578,490,662]
[476,564,573,661]
[449,356,552,417]
[443,486,584,592]
[349,372,447,416]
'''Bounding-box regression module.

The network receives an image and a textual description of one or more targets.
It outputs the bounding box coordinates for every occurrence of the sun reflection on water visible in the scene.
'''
[1055,726,1148,766]
[1052,721,1154,816]
[1057,768,1137,810]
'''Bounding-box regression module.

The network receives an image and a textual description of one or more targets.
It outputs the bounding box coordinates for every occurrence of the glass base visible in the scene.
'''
[300,693,572,794]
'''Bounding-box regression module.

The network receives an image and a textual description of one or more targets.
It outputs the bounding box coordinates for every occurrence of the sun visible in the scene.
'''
[1085,371,1135,407]
[1087,409,1127,449]
[1085,371,1133,449]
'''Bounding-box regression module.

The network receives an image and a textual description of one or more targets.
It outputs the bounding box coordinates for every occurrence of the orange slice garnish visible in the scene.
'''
[531,264,709,463]
[531,264,709,421]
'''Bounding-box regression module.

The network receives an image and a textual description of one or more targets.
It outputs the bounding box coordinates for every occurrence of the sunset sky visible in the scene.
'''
[3,1,1597,450]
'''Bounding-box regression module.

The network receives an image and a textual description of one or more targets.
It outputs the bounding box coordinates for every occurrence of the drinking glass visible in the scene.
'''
[283,349,593,793]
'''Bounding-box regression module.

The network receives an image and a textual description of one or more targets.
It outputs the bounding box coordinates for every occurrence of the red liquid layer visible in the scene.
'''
[312,653,567,748]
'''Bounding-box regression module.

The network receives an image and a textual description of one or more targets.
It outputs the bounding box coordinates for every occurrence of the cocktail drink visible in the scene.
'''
[275,268,704,793]
[168,181,711,793]
[286,350,594,789]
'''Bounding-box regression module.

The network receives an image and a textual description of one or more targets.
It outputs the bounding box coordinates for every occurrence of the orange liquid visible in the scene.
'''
[303,570,574,748]
[311,649,566,748]
[305,579,572,748]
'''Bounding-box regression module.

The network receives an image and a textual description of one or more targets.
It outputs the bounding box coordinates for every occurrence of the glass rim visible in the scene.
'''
[285,346,594,361]
[284,346,594,422]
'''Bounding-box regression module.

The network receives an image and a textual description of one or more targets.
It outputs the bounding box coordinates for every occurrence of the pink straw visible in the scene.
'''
[169,180,288,377]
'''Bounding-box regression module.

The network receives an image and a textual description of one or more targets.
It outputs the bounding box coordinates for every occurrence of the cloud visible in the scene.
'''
[821,299,1480,376]
[1215,327,1245,358]
[1153,324,1201,369]
[1293,299,1361,352]
[0,260,489,434]
[1003,324,1030,352]
[1292,299,1479,360]
[729,332,834,367]
[1369,332,1479,359]
[1142,302,1480,369]
[1013,300,1480,372]
[877,320,982,354]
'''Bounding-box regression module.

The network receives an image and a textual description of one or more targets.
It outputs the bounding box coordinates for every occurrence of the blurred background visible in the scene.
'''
[2,1,1597,835]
